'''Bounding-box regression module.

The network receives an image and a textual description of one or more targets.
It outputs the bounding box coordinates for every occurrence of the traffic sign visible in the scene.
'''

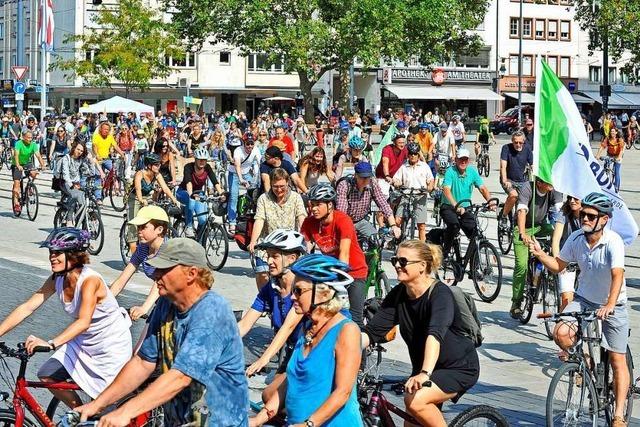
[15,93,24,101]
[13,82,26,94]
[11,66,29,81]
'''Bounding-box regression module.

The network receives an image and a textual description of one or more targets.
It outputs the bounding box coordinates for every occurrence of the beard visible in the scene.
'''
[581,223,595,233]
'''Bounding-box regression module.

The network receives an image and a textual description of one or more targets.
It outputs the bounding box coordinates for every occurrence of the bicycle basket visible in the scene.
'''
[211,197,227,217]
[426,228,445,246]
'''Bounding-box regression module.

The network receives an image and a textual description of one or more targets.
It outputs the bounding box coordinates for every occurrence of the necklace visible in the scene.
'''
[304,315,335,347]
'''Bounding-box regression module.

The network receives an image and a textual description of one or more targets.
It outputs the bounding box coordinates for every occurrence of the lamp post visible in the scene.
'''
[517,0,524,126]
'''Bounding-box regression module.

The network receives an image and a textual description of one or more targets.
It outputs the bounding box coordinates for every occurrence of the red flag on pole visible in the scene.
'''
[37,0,54,51]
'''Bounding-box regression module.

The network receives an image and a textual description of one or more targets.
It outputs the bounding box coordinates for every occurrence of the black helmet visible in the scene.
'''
[144,153,161,167]
[41,227,90,252]
[407,142,421,155]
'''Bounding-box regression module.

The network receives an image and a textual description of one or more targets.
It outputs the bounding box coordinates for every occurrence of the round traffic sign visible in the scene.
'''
[13,82,26,94]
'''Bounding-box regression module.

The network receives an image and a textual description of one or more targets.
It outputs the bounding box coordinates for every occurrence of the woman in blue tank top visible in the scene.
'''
[251,254,363,427]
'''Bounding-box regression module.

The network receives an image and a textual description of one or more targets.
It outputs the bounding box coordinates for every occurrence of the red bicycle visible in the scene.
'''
[102,155,130,212]
[0,342,162,427]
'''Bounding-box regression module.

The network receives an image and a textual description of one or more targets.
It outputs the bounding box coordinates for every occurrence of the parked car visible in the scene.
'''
[491,106,534,135]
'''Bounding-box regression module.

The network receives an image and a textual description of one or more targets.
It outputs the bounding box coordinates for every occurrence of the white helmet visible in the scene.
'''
[193,147,209,160]
[256,229,306,254]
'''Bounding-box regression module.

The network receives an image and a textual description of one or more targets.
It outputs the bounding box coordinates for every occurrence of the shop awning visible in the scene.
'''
[617,93,640,108]
[571,93,593,104]
[384,85,503,101]
[580,91,633,109]
[502,92,536,104]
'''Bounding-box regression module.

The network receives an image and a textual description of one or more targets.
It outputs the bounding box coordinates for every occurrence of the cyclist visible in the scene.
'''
[440,147,494,256]
[185,121,207,156]
[92,121,124,200]
[433,122,456,168]
[227,136,261,234]
[301,184,368,328]
[336,161,401,242]
[152,137,177,185]
[0,228,132,408]
[363,240,479,425]
[375,133,408,197]
[58,140,94,227]
[335,135,369,180]
[269,125,297,161]
[298,146,335,190]
[252,254,363,427]
[239,230,306,403]
[551,195,582,310]
[474,117,495,159]
[48,126,71,172]
[76,238,249,426]
[627,115,638,146]
[292,117,311,154]
[510,176,563,318]
[392,142,435,242]
[595,127,625,193]
[498,131,533,229]
[11,129,46,215]
[415,122,435,174]
[448,115,466,149]
[259,145,305,193]
[528,192,629,427]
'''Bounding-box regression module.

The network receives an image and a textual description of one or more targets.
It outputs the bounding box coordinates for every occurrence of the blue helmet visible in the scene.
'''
[291,254,353,289]
[348,136,366,150]
[396,120,406,128]
[581,192,614,217]
[419,122,429,129]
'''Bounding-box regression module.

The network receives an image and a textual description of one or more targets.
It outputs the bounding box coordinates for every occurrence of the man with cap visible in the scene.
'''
[395,120,409,138]
[448,115,466,149]
[434,121,456,164]
[76,238,249,426]
[259,146,305,193]
[336,162,401,241]
[441,147,495,255]
[375,133,408,197]
[522,118,534,151]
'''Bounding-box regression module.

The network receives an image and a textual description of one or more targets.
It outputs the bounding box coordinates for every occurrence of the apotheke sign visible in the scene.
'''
[390,68,494,83]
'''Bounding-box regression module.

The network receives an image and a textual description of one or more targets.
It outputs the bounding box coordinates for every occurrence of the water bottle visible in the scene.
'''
[532,261,543,288]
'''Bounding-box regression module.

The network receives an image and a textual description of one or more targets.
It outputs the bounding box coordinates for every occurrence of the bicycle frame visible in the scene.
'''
[366,386,421,426]
[9,377,81,427]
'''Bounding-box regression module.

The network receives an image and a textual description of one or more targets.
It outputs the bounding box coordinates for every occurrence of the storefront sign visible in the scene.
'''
[499,76,578,92]
[390,68,494,83]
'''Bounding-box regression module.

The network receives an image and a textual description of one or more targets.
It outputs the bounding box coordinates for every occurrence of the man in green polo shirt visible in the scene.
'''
[440,147,494,255]
[11,130,45,215]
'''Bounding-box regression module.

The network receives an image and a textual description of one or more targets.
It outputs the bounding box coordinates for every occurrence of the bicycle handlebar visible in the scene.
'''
[0,342,51,359]
[537,310,597,321]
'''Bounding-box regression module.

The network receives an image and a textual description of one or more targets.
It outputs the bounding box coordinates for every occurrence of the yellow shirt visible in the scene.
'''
[415,132,433,158]
[93,132,117,160]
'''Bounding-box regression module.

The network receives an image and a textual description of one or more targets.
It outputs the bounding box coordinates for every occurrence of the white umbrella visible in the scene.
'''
[263,96,294,101]
[79,96,154,115]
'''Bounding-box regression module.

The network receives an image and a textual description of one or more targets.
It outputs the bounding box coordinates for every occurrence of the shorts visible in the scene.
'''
[11,163,33,181]
[395,195,428,224]
[37,358,72,381]
[563,295,629,354]
[501,180,527,195]
[254,254,269,274]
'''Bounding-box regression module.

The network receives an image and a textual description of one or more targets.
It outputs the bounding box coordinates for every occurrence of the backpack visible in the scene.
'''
[428,283,484,347]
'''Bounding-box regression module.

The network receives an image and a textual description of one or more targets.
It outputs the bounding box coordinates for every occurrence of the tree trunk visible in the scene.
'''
[338,66,351,114]
[298,70,316,124]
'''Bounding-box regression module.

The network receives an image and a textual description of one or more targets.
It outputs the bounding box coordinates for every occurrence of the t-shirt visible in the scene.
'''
[559,229,626,305]
[268,136,294,156]
[300,210,368,279]
[92,132,117,160]
[12,140,39,166]
[434,131,455,156]
[259,159,297,192]
[415,132,433,157]
[179,163,218,192]
[139,292,249,426]
[375,144,408,179]
[516,182,563,228]
[500,144,533,183]
[229,146,261,175]
[601,138,624,157]
[442,166,483,207]
[129,241,166,279]
[449,123,465,141]
[392,161,434,189]
[251,281,303,346]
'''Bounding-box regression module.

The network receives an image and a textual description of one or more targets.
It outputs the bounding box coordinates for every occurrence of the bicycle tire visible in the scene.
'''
[497,218,513,255]
[26,182,39,221]
[546,362,598,427]
[604,347,634,424]
[109,177,128,212]
[173,218,186,237]
[86,206,105,255]
[53,207,66,229]
[119,221,132,267]
[471,241,502,303]
[519,291,534,324]
[626,139,632,149]
[542,274,560,340]
[449,404,509,427]
[203,222,229,271]
[438,258,460,286]
[0,408,38,427]
[634,138,640,150]
[476,159,484,176]
[483,154,490,178]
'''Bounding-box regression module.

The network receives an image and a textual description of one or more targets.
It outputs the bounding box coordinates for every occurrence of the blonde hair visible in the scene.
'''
[398,239,442,274]
[307,283,346,315]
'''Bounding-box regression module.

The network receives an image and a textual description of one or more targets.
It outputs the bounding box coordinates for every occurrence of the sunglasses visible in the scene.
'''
[292,286,312,297]
[390,256,422,268]
[580,211,601,221]
[245,142,255,146]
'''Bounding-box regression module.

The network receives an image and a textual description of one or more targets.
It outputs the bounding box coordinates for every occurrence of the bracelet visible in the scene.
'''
[420,369,431,378]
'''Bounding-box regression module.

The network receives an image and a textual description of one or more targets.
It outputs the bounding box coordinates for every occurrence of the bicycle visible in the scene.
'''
[517,236,560,339]
[540,311,638,426]
[601,156,615,186]
[53,178,105,256]
[496,202,514,256]
[360,229,393,300]
[431,153,450,228]
[102,155,130,212]
[358,344,510,426]
[13,167,40,221]
[476,142,491,178]
[0,138,11,170]
[392,187,430,241]
[438,198,503,303]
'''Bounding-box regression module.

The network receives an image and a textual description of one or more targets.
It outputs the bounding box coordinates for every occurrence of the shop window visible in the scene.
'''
[510,17,519,38]
[559,57,570,78]
[522,18,533,39]
[589,66,601,83]
[547,20,558,40]
[535,19,546,39]
[546,56,558,74]
[522,55,533,76]
[560,20,571,40]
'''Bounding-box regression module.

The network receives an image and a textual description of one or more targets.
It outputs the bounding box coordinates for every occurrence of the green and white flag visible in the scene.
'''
[371,121,397,167]
[533,57,638,244]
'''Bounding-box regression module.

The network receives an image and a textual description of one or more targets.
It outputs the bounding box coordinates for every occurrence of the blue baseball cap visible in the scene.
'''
[396,120,406,128]
[419,123,429,129]
[354,162,373,178]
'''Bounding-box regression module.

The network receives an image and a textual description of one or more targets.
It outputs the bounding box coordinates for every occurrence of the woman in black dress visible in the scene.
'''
[364,240,479,426]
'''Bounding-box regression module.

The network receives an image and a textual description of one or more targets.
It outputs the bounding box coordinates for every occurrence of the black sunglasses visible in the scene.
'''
[245,142,255,146]
[292,286,311,297]
[390,256,423,268]
[580,211,601,221]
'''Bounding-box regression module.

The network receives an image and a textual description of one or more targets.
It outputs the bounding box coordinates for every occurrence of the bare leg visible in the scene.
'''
[418,223,427,242]
[39,377,83,409]
[610,352,631,419]
[404,383,457,426]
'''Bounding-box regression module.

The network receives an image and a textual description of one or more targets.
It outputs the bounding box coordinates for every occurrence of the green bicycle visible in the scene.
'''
[360,229,393,299]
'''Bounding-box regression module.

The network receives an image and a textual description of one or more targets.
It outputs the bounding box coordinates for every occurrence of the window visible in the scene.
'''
[510,17,519,38]
[85,49,100,62]
[508,55,519,75]
[608,67,616,83]
[219,51,230,65]
[0,21,5,40]
[168,52,196,68]
[452,47,490,68]
[11,54,16,67]
[589,66,601,83]
[560,20,571,40]
[619,70,630,84]
[535,19,546,39]
[547,20,558,40]
[546,56,558,74]
[522,18,533,38]
[247,53,285,72]
[559,56,570,77]
[523,55,533,76]
[0,56,4,78]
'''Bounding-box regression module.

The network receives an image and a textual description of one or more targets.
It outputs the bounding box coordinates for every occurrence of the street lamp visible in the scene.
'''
[517,0,524,126]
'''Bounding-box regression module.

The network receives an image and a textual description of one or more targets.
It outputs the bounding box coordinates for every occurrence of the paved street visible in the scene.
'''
[0,134,638,425]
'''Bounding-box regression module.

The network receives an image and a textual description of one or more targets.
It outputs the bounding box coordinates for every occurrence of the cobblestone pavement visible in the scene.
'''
[0,134,638,425]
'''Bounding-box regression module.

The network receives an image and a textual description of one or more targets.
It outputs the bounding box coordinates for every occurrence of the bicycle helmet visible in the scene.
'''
[348,136,366,150]
[144,153,161,166]
[256,229,306,254]
[419,123,429,129]
[193,147,210,160]
[581,192,614,217]
[307,183,336,203]
[41,227,90,252]
[407,142,421,155]
[291,254,353,293]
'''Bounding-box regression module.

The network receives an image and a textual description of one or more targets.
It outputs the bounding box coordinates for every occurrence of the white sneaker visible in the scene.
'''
[185,227,195,238]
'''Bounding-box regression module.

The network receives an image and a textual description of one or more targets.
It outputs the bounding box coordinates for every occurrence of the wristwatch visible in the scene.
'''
[47,340,57,350]
[305,420,315,427]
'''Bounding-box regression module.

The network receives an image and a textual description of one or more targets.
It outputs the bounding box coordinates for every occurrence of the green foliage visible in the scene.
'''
[52,0,184,96]
[574,0,640,82]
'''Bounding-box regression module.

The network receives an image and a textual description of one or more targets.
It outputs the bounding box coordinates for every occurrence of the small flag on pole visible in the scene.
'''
[38,0,55,52]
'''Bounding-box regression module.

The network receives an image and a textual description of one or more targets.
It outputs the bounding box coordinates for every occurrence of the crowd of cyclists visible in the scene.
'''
[0,104,635,427]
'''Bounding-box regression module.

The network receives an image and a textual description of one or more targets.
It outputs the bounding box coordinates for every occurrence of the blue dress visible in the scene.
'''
[285,318,364,426]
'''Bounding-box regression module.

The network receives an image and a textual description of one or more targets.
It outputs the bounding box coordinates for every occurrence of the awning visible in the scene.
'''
[571,93,593,104]
[384,84,503,101]
[617,93,640,108]
[580,91,633,109]
[502,92,536,104]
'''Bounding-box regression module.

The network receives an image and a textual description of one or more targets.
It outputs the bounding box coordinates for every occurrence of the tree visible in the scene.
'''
[573,0,640,82]
[164,0,488,121]
[52,0,184,97]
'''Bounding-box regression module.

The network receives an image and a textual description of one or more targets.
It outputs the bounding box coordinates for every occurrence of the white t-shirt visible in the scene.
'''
[558,228,626,305]
[392,161,434,190]
[449,122,466,141]
[434,131,455,156]
[230,145,261,175]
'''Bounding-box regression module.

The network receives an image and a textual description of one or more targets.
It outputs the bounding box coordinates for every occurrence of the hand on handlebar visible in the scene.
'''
[456,207,465,216]
[128,306,147,321]
[24,335,51,355]
[391,225,401,239]
[595,303,616,320]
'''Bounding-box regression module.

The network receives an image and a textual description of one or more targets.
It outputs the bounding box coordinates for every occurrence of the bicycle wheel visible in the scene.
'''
[471,241,502,303]
[173,218,186,237]
[519,290,534,324]
[87,206,105,255]
[546,363,598,427]
[542,274,560,340]
[604,348,634,424]
[497,217,513,255]
[477,159,484,176]
[53,207,66,229]
[203,222,229,271]
[634,137,640,150]
[449,404,509,427]
[0,408,38,427]
[374,271,391,299]
[483,154,490,177]
[109,177,128,212]
[438,258,460,286]
[25,182,39,221]
[120,221,132,267]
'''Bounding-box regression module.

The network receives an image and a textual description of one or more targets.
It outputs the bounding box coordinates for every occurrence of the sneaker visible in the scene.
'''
[185,227,195,238]
[13,204,21,215]
[509,301,522,319]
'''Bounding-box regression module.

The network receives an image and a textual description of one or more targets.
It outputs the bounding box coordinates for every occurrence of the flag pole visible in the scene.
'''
[40,0,47,119]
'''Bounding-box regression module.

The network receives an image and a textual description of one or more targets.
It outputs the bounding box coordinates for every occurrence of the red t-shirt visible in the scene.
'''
[269,136,294,156]
[375,144,408,179]
[300,210,368,279]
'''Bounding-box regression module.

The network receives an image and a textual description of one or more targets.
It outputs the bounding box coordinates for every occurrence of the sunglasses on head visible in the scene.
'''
[390,256,422,268]
[292,286,312,297]
[580,211,601,221]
